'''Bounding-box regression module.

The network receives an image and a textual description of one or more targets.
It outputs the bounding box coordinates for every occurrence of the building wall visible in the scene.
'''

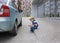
[22,0,31,17]
[37,4,45,18]
[31,5,38,18]
[32,0,60,18]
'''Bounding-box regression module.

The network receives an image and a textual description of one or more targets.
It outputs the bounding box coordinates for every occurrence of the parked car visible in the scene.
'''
[0,0,22,36]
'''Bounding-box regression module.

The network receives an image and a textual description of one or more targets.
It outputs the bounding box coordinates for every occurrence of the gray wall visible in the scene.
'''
[32,0,49,18]
[31,5,38,18]
[32,0,60,18]
[37,5,45,18]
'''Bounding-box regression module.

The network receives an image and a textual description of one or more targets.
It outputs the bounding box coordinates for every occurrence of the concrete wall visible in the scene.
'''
[31,5,38,18]
[31,4,45,18]
[32,0,60,18]
[37,4,45,18]
[31,0,48,18]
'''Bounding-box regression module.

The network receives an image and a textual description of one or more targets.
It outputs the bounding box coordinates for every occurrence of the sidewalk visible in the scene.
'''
[35,18,60,43]
[22,17,60,43]
[1,18,60,43]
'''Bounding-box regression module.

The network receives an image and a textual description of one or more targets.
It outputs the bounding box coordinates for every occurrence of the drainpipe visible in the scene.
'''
[50,0,51,17]
[55,0,57,17]
[36,5,38,18]
[44,4,45,17]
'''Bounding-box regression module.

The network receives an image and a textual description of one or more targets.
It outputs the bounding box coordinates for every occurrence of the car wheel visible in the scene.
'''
[20,20,22,26]
[11,23,17,36]
[17,19,22,28]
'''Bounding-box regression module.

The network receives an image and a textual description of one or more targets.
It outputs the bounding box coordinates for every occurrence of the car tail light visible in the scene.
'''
[0,8,3,14]
[0,5,10,17]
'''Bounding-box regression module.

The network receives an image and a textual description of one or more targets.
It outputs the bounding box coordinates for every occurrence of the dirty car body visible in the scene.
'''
[0,0,22,35]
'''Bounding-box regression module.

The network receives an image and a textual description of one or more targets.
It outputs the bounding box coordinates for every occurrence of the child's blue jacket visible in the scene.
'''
[32,20,38,27]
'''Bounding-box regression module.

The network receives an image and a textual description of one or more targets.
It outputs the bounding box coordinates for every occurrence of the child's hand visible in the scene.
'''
[28,24,34,27]
[28,25,31,27]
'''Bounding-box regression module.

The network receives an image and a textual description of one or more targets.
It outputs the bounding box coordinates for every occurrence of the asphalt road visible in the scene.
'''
[0,17,60,43]
[0,17,38,43]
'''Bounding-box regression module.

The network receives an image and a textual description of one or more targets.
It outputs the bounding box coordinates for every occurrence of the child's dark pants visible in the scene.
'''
[30,26,37,32]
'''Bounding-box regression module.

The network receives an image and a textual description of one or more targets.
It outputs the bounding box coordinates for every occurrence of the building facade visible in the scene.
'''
[22,0,31,17]
[32,0,60,18]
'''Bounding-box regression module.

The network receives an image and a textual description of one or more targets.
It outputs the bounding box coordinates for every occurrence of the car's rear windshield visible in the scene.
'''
[0,0,8,4]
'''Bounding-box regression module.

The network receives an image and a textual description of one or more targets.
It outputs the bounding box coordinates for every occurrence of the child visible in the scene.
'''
[29,17,38,32]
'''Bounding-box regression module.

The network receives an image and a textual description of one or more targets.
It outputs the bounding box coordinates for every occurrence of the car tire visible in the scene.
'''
[11,23,17,36]
[20,20,22,26]
[17,19,22,28]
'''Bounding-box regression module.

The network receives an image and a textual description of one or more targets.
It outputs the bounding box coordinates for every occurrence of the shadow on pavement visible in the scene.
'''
[0,32,14,43]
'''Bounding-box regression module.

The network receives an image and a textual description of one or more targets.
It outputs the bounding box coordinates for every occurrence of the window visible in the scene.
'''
[44,1,50,17]
[0,0,8,4]
[50,1,56,17]
[57,1,60,16]
[9,0,18,9]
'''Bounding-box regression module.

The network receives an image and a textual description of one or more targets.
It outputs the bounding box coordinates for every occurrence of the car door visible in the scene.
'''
[14,0,22,25]
[9,0,22,26]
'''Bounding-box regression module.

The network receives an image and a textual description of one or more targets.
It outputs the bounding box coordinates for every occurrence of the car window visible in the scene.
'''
[9,0,18,9]
[0,0,8,4]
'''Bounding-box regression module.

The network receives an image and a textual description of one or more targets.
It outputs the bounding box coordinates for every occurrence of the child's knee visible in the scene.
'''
[30,28,34,32]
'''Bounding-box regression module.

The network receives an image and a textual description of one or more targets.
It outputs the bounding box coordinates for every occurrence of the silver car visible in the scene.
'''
[0,0,22,36]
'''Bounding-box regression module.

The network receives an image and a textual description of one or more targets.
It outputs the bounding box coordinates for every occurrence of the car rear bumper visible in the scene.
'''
[0,17,13,32]
[0,21,12,32]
